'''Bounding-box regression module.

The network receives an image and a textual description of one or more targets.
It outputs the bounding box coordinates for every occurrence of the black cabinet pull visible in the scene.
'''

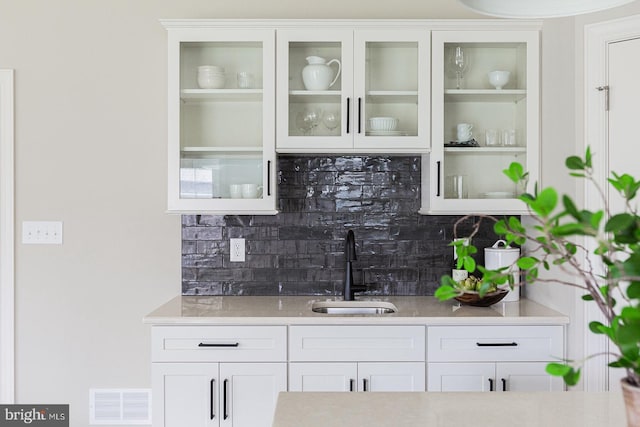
[267,160,272,196]
[198,342,240,348]
[357,97,362,134]
[501,378,507,391]
[346,98,351,134]
[488,378,494,392]
[349,379,354,392]
[210,379,215,419]
[362,378,368,392]
[436,161,441,197]
[223,379,229,420]
[476,342,518,347]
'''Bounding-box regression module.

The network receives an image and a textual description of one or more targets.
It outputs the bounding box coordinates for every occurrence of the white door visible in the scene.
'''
[496,362,564,392]
[288,363,356,392]
[276,28,355,151]
[152,363,219,427]
[427,363,495,392]
[0,70,14,404]
[219,363,286,427]
[358,362,425,392]
[605,35,640,389]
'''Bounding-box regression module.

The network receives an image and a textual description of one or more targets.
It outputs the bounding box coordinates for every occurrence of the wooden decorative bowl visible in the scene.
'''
[454,289,509,307]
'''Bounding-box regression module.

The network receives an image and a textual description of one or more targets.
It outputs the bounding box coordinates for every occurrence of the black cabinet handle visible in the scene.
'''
[349,379,354,392]
[362,378,368,392]
[223,379,229,420]
[501,378,507,391]
[210,379,215,420]
[346,98,351,134]
[476,342,518,347]
[488,378,494,392]
[357,97,362,134]
[436,161,441,197]
[198,342,240,348]
[267,160,272,196]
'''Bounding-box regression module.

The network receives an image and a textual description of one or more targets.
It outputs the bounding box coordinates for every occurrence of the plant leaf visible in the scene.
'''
[517,257,538,270]
[565,156,585,170]
[605,213,635,233]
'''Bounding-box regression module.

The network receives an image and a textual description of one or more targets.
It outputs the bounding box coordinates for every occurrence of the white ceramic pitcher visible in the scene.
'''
[302,56,341,91]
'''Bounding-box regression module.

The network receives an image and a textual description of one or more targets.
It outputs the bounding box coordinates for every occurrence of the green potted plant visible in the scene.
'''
[435,148,640,426]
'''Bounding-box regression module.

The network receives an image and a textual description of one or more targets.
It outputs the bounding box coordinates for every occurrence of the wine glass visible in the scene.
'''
[294,111,311,135]
[449,46,469,89]
[303,108,322,135]
[322,111,339,134]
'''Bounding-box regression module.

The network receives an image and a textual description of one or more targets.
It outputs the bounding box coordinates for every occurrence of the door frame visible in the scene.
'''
[0,69,15,403]
[584,14,640,391]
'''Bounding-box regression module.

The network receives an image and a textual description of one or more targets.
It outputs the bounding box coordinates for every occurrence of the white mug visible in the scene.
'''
[229,184,242,199]
[456,123,473,142]
[241,183,262,199]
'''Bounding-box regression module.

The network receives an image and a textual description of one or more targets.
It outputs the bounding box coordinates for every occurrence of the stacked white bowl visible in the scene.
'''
[368,117,399,131]
[197,65,226,89]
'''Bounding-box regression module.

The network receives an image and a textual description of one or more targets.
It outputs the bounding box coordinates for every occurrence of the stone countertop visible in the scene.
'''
[143,296,569,325]
[271,391,626,427]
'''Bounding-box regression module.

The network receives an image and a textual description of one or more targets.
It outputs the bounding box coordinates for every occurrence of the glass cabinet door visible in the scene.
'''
[424,30,540,214]
[166,27,276,213]
[276,29,354,152]
[353,30,430,152]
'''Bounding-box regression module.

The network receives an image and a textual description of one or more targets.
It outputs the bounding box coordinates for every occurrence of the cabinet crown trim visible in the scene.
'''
[160,19,542,31]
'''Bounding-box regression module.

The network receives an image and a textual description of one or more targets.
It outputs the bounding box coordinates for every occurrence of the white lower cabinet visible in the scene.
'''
[426,325,565,392]
[153,362,286,427]
[289,362,425,392]
[151,326,288,427]
[289,325,426,392]
[150,321,567,425]
[427,362,562,392]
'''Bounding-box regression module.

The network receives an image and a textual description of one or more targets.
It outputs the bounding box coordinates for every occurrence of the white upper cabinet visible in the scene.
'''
[276,27,430,153]
[164,23,277,214]
[422,29,540,215]
[162,21,541,215]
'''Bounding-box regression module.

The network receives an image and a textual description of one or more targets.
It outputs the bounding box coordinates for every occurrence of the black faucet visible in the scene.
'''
[344,230,367,301]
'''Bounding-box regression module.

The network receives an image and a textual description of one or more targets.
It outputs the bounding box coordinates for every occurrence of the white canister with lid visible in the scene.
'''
[484,239,520,302]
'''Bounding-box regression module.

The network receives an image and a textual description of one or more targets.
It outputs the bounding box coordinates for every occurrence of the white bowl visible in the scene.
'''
[488,70,511,90]
[197,75,226,89]
[368,117,398,131]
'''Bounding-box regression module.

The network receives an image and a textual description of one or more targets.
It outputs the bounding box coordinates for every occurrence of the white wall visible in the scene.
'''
[1,0,626,423]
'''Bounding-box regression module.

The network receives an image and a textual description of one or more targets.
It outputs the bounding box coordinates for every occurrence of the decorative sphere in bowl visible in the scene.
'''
[454,289,509,307]
[368,117,399,131]
[488,70,511,90]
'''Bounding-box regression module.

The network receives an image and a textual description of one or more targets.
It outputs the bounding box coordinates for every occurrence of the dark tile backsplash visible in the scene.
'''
[182,155,502,296]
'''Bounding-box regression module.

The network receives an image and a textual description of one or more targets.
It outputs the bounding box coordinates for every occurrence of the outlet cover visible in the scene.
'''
[22,221,63,244]
[230,238,245,262]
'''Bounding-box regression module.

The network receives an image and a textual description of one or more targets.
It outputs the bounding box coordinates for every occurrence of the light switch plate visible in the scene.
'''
[22,221,63,244]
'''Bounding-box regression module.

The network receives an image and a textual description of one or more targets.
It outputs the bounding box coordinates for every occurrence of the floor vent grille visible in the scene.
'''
[89,388,151,425]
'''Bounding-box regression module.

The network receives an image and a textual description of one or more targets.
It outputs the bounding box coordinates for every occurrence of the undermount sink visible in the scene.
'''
[311,300,398,315]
